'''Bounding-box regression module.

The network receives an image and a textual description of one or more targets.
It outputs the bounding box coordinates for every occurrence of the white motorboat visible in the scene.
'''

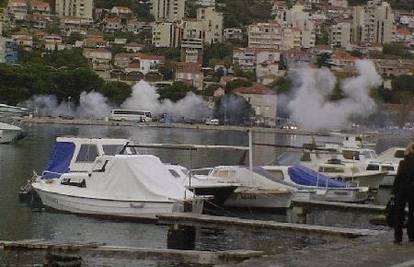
[31,138,192,219]
[300,149,386,190]
[0,122,23,144]
[377,147,405,172]
[262,165,369,203]
[314,160,386,190]
[166,164,239,205]
[205,166,296,209]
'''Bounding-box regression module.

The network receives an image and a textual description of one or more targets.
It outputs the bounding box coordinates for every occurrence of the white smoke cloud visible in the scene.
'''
[22,80,211,120]
[287,60,382,130]
[122,80,211,119]
[77,91,113,119]
[23,91,113,119]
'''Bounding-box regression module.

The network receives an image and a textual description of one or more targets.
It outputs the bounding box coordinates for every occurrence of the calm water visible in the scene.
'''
[0,123,409,266]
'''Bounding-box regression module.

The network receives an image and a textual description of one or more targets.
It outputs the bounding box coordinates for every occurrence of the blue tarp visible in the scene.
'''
[42,142,75,179]
[288,165,346,188]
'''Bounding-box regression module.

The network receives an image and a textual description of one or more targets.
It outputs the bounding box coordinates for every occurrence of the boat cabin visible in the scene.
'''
[42,137,136,178]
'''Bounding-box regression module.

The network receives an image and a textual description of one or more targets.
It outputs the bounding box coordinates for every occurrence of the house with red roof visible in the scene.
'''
[233,84,277,126]
[174,62,204,90]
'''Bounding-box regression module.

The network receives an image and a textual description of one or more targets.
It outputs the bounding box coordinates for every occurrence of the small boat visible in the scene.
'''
[315,160,386,190]
[262,165,369,203]
[31,138,192,219]
[204,166,295,209]
[377,147,405,172]
[0,122,23,144]
[165,164,239,205]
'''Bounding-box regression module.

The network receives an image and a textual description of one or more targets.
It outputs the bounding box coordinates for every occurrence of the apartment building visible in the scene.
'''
[152,21,181,48]
[150,0,185,22]
[181,19,204,63]
[196,6,223,44]
[329,21,351,48]
[55,0,93,21]
[248,22,283,50]
[352,0,395,45]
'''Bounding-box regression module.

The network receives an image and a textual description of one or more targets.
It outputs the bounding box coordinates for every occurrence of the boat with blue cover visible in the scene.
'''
[28,137,193,219]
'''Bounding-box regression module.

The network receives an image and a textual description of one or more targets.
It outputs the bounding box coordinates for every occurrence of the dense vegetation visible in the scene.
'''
[216,0,273,28]
[348,0,414,9]
[0,63,132,106]
[94,0,154,21]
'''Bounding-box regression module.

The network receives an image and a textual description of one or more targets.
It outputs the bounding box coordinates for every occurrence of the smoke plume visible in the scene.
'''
[21,80,211,120]
[287,60,382,130]
[22,91,113,119]
[122,80,211,119]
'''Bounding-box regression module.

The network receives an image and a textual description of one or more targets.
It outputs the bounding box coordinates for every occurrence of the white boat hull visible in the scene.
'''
[224,189,292,209]
[35,188,178,219]
[313,189,368,203]
[0,129,21,144]
[341,173,386,190]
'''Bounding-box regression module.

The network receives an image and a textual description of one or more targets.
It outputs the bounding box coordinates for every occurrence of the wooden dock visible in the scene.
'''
[292,200,386,213]
[156,213,385,238]
[289,200,386,226]
[0,239,264,265]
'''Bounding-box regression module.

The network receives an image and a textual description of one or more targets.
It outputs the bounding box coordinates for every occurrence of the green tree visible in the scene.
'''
[203,43,233,67]
[225,79,253,92]
[269,76,292,94]
[217,0,272,28]
[383,42,414,59]
[66,32,84,45]
[157,81,196,102]
[316,53,331,68]
[100,81,132,105]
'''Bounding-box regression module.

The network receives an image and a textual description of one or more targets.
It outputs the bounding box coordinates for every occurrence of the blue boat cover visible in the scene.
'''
[288,165,346,188]
[42,142,75,179]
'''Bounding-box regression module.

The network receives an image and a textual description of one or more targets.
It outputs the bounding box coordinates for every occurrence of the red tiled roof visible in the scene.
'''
[175,62,202,74]
[331,50,357,60]
[233,84,276,95]
[127,42,145,47]
[31,0,49,8]
[133,52,165,61]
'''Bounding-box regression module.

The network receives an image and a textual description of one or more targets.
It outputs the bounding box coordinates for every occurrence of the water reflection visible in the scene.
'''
[0,123,400,266]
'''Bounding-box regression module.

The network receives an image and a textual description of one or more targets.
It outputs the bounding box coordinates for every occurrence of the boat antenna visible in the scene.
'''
[248,129,254,187]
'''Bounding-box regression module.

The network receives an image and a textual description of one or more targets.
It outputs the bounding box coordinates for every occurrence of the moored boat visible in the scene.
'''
[30,137,193,219]
[0,122,23,144]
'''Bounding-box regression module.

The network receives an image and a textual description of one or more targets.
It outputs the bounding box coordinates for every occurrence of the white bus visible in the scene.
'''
[109,109,152,122]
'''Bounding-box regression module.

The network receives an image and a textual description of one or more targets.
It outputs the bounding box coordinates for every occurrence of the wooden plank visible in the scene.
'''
[0,239,264,265]
[156,213,385,238]
[292,199,386,212]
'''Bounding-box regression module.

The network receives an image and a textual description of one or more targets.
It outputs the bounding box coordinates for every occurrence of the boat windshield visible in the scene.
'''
[366,164,379,171]
[103,145,137,155]
[381,165,395,171]
[394,150,405,158]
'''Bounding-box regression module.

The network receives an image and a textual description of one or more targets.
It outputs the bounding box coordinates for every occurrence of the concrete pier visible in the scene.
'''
[157,213,385,238]
[289,200,386,227]
[0,239,264,265]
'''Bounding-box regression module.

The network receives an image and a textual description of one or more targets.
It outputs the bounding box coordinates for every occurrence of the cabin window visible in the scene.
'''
[366,164,379,171]
[394,150,405,158]
[103,145,124,155]
[169,169,181,178]
[381,165,395,171]
[342,150,360,160]
[76,145,98,162]
[300,152,311,162]
[268,170,285,180]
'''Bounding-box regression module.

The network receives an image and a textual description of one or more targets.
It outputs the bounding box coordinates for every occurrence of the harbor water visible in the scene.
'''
[0,123,409,266]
